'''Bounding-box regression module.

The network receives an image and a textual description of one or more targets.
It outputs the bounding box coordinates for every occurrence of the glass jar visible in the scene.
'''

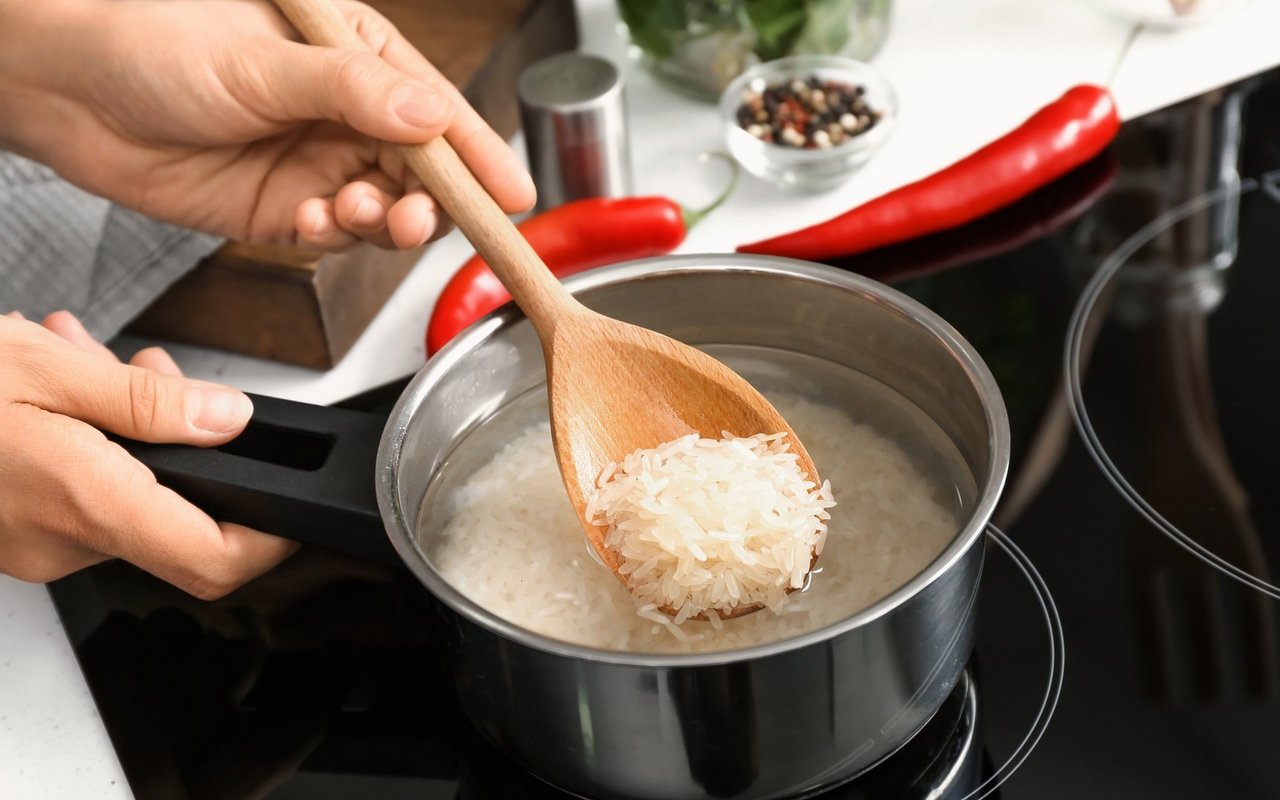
[616,0,893,101]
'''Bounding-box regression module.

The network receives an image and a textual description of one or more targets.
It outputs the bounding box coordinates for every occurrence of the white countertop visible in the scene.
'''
[3,0,1279,796]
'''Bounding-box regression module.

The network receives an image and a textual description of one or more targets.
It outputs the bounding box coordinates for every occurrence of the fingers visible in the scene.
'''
[335,180,394,232]
[0,317,252,445]
[257,0,532,249]
[26,311,184,377]
[332,179,398,249]
[444,119,538,216]
[0,316,293,599]
[296,196,361,251]
[98,435,300,600]
[0,403,296,598]
[333,0,536,214]
[249,39,454,145]
[370,35,535,213]
[386,190,441,248]
[300,174,444,250]
[130,347,183,377]
[335,175,442,248]
[41,310,119,362]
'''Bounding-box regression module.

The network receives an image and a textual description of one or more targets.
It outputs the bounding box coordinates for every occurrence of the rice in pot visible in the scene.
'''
[433,392,957,654]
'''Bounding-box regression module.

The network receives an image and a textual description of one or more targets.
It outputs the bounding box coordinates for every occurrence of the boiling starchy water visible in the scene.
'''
[417,346,972,654]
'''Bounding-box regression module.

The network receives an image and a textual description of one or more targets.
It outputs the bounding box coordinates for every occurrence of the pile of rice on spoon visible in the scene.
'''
[585,431,835,623]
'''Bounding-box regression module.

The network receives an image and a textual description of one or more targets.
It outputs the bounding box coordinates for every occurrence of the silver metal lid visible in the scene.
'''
[517,52,632,210]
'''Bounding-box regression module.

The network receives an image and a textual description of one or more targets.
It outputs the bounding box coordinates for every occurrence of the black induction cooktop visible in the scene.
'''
[49,65,1280,799]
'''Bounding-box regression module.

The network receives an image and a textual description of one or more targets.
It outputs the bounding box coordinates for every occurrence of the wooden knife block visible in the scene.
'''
[127,0,578,368]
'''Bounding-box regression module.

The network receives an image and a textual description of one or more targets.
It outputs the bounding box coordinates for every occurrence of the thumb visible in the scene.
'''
[253,40,454,143]
[2,321,252,446]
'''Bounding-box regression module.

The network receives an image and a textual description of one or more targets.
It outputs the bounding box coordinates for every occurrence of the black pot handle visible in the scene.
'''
[111,393,400,565]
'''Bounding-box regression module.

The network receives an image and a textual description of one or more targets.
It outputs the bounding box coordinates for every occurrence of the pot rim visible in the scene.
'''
[377,255,1010,667]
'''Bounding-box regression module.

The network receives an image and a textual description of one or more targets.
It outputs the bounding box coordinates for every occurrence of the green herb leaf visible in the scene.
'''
[746,0,866,60]
[616,0,688,60]
[743,0,808,61]
[790,0,857,57]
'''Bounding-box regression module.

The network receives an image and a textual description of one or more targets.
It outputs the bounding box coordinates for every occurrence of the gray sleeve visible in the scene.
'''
[0,153,225,340]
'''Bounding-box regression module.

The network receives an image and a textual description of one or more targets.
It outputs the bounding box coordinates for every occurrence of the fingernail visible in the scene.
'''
[393,83,442,128]
[186,387,254,434]
[4,311,24,320]
[415,212,435,247]
[309,205,331,236]
[351,197,380,228]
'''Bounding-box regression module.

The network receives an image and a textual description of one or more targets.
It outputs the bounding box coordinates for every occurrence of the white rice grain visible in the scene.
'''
[587,431,835,617]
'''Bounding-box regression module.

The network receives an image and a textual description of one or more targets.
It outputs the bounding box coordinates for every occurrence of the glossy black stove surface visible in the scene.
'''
[51,65,1280,799]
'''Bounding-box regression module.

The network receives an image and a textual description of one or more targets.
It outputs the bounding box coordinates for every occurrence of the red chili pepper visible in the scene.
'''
[426,157,738,356]
[737,85,1121,261]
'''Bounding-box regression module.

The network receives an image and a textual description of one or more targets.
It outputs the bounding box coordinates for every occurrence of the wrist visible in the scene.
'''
[0,0,95,161]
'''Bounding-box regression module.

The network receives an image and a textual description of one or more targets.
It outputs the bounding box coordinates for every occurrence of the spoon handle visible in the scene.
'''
[272,0,575,335]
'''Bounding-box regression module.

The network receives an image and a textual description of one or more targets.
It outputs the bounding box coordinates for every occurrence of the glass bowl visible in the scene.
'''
[719,55,897,192]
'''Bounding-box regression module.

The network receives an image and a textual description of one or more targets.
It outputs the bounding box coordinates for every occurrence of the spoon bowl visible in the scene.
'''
[547,307,821,618]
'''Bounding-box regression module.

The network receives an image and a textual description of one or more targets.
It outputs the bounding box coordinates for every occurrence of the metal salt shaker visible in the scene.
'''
[517,52,631,211]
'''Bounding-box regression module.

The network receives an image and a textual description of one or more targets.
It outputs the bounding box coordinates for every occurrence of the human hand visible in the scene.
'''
[0,311,297,598]
[0,0,534,250]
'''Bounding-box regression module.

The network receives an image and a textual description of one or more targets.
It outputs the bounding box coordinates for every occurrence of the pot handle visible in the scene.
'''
[112,393,399,565]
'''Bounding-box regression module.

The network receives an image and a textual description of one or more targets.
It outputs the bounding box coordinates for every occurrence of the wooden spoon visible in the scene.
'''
[272,0,821,618]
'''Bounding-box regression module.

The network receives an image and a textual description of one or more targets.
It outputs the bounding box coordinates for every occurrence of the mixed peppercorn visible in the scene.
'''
[735,75,881,149]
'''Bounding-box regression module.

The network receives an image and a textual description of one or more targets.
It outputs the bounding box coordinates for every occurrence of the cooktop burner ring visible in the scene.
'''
[1066,169,1280,601]
[956,526,1065,800]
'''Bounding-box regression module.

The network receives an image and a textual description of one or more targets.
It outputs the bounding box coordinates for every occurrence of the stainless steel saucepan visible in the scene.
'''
[125,255,1010,800]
